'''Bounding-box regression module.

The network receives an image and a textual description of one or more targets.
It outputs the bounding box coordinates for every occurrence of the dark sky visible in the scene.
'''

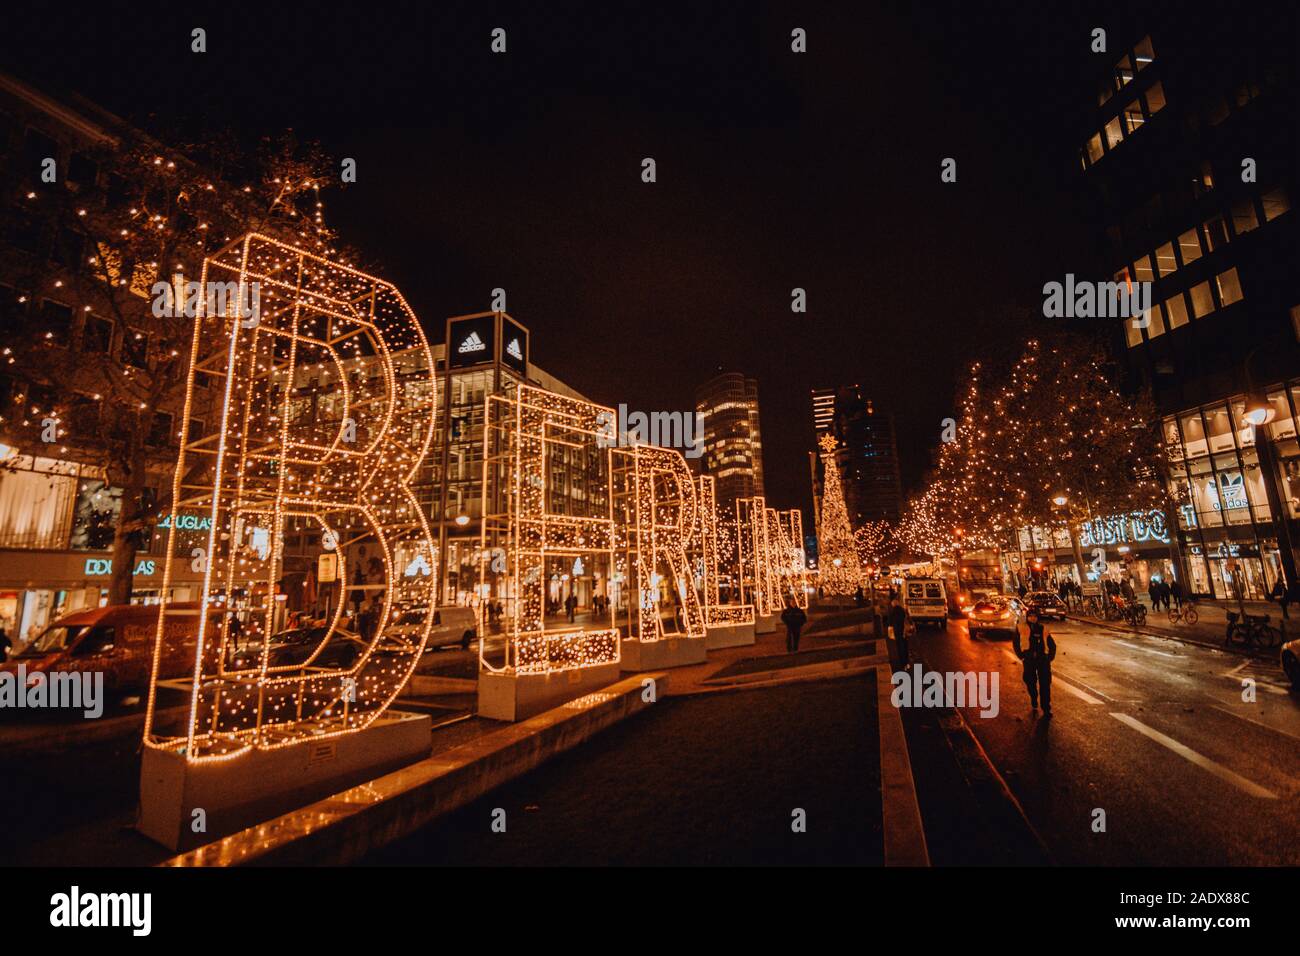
[3,0,1122,517]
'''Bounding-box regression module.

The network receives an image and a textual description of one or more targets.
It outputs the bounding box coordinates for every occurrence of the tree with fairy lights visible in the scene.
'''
[853,519,895,575]
[900,333,1165,581]
[816,433,862,594]
[0,130,350,604]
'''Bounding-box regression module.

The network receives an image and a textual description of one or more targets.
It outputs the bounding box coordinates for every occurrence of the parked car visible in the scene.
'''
[903,578,948,628]
[1024,591,1067,621]
[967,597,1020,638]
[1282,635,1300,690]
[2,603,223,692]
[229,625,367,671]
[382,606,477,652]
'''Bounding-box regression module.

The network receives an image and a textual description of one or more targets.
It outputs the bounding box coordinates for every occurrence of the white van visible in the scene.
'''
[903,578,948,628]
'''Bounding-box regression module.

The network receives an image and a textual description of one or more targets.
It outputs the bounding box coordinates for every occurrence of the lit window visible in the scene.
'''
[1216,268,1243,306]
[1145,304,1167,338]
[1124,101,1144,134]
[1197,161,1214,193]
[1086,133,1103,164]
[1230,198,1258,237]
[1203,216,1229,251]
[1177,229,1202,265]
[1154,242,1177,277]
[1133,254,1155,283]
[1125,316,1144,347]
[1115,55,1135,90]
[1145,81,1167,114]
[1261,188,1290,222]
[1134,36,1155,68]
[1189,281,1215,318]
[1105,116,1124,149]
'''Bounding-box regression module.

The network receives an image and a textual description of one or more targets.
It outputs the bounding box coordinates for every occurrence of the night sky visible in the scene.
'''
[4,1,1125,517]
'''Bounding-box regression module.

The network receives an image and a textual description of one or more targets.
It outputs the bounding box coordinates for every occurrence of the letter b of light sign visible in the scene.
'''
[144,234,440,761]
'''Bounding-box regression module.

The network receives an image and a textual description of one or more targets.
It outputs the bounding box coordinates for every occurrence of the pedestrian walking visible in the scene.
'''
[1014,609,1057,717]
[780,598,807,653]
[565,592,577,622]
[888,596,910,669]
[1270,578,1290,619]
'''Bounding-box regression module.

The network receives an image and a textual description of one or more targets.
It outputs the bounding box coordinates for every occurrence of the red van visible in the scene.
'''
[2,603,224,692]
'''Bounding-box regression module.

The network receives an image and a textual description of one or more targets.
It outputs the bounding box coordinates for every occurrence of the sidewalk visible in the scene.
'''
[1069,596,1294,658]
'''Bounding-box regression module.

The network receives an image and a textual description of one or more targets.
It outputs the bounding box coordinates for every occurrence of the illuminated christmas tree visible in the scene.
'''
[816,433,862,595]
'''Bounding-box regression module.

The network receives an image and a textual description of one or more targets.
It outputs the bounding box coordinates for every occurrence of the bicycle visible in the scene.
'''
[1225,611,1280,649]
[1167,601,1198,625]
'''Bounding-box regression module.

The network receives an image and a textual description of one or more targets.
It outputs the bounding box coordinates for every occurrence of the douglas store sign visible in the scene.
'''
[1079,509,1169,548]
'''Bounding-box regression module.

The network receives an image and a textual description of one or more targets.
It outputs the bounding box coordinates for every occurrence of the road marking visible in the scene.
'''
[1110,712,1278,799]
[1053,678,1104,705]
[1208,703,1300,744]
[1115,640,1179,659]
[1224,661,1251,677]
[1223,669,1292,695]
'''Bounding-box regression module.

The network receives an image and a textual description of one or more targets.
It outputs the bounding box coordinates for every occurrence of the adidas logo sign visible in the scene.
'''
[506,338,523,360]
[458,331,486,354]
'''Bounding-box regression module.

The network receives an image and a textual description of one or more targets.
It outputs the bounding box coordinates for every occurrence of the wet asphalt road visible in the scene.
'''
[910,616,1300,865]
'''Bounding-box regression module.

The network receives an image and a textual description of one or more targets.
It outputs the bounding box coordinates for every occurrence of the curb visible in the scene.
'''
[0,705,187,757]
[939,705,1054,864]
[875,664,930,866]
[1067,614,1280,661]
[161,672,668,866]
[677,658,884,696]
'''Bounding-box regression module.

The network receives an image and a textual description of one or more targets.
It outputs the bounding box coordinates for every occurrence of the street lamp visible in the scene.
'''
[1242,397,1276,427]
[1051,491,1089,600]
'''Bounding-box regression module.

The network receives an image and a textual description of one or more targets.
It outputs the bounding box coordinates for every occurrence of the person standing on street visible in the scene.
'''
[780,598,807,653]
[1014,609,1057,717]
[565,592,577,622]
[888,596,910,669]
[0,625,11,663]
[1270,577,1290,619]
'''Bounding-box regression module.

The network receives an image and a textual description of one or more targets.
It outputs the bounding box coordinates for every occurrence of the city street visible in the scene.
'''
[912,616,1300,865]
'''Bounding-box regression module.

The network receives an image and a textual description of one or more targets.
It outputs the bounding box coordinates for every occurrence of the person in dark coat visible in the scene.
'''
[0,626,11,663]
[1014,609,1057,717]
[780,598,807,653]
[565,592,577,622]
[887,596,910,669]
[1270,578,1290,619]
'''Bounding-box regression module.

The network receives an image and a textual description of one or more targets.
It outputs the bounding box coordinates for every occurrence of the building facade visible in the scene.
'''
[1079,19,1298,600]
[695,371,765,512]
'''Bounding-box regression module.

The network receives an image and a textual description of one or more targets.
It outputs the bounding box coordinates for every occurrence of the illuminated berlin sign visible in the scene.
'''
[1078,509,1169,548]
